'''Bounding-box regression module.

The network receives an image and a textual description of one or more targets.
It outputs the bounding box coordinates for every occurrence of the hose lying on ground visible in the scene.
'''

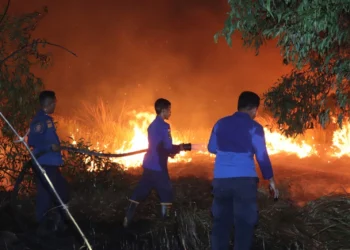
[11,147,151,206]
[10,143,192,231]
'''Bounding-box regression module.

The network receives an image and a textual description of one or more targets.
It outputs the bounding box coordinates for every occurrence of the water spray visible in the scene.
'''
[188,143,207,151]
[0,112,93,250]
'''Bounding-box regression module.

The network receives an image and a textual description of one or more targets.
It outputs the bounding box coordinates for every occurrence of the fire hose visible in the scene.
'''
[12,143,193,205]
[13,143,192,198]
[11,148,145,207]
[59,142,192,157]
[12,142,195,203]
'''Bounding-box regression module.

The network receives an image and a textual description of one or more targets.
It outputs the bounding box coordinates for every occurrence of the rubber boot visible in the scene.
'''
[123,201,138,228]
[53,210,68,233]
[161,203,172,218]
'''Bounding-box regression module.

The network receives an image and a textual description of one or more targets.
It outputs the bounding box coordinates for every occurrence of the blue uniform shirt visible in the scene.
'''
[27,110,63,166]
[207,112,273,180]
[142,115,180,171]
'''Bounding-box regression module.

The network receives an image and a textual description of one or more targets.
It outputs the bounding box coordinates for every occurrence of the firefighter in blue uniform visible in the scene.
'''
[27,90,69,235]
[123,98,191,227]
[207,91,279,250]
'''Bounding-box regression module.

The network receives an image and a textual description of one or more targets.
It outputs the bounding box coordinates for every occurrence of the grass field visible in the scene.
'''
[1,154,350,250]
[1,101,350,250]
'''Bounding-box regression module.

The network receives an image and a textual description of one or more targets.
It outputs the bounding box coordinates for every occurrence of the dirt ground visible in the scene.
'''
[269,156,350,203]
[162,154,350,203]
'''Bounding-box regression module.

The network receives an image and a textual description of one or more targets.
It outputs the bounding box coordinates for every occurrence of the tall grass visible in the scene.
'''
[0,100,349,249]
[56,99,140,152]
[55,99,208,153]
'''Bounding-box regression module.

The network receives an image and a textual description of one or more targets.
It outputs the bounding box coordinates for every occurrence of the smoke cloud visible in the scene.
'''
[11,0,290,130]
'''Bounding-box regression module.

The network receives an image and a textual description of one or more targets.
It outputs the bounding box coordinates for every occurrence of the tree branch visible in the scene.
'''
[0,0,10,29]
[0,39,77,65]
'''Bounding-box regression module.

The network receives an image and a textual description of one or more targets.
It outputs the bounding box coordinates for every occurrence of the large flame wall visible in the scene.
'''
[61,111,350,170]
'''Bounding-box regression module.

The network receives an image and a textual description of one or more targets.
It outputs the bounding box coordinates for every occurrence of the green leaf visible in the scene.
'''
[277,12,282,23]
[265,0,274,19]
[218,1,349,136]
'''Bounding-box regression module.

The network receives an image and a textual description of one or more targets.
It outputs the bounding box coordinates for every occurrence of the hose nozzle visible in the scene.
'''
[181,143,192,151]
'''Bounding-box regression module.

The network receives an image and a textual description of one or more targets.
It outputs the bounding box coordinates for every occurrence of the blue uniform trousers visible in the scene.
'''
[34,165,69,222]
[130,168,173,203]
[211,177,258,250]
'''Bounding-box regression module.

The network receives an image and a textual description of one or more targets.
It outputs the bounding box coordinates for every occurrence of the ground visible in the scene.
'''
[0,155,350,250]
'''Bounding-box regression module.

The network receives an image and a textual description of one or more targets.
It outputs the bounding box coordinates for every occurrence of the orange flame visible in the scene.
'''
[64,112,350,170]
[331,123,350,158]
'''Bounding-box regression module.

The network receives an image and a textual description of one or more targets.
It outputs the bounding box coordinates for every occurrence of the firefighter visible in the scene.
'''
[123,98,190,228]
[28,90,69,236]
[207,91,279,250]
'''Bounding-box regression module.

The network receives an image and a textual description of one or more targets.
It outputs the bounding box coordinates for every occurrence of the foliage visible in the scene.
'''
[216,0,350,136]
[0,0,78,191]
[0,0,76,138]
[61,137,122,174]
[0,137,30,191]
[0,0,46,188]
[0,136,115,195]
[0,1,46,137]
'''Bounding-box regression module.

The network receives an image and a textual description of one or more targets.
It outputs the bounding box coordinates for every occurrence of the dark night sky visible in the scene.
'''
[9,0,290,129]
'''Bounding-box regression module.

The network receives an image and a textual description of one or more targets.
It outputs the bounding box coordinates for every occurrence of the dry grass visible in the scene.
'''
[55,99,208,155]
[63,168,350,250]
[55,99,133,151]
[54,100,339,162]
[0,156,349,250]
[0,101,349,249]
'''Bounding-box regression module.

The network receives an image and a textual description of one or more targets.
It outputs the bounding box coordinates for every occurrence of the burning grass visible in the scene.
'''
[54,99,210,169]
[53,99,350,168]
[1,100,350,249]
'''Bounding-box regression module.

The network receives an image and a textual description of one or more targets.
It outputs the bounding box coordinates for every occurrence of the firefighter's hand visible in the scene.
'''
[51,144,61,152]
[178,143,191,152]
[268,178,279,201]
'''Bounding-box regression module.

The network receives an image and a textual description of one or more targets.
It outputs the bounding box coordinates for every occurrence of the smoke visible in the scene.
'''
[10,0,290,130]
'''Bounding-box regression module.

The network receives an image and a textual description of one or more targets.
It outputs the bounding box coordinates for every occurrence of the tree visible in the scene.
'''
[0,0,76,137]
[0,0,77,189]
[215,0,350,136]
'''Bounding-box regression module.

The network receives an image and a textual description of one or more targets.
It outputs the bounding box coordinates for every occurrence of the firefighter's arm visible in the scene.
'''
[161,124,182,155]
[28,121,53,153]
